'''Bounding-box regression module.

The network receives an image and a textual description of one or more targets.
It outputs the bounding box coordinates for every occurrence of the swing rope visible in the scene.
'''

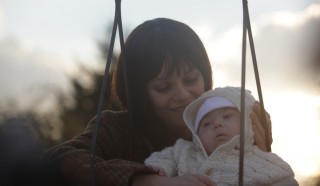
[239,0,247,184]
[90,0,127,185]
[239,0,271,185]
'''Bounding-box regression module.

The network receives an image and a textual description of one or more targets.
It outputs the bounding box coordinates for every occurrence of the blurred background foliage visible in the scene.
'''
[0,24,121,147]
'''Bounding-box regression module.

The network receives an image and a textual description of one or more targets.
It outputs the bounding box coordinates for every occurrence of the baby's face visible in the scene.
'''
[197,107,240,155]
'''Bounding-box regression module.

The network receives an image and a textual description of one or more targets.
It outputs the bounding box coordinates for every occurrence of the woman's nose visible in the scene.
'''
[173,84,191,101]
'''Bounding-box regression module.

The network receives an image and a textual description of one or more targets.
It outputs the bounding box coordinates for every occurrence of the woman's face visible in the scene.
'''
[147,65,205,131]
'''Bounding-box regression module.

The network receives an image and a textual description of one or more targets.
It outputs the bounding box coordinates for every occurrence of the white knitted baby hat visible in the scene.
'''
[184,86,256,148]
[194,96,237,131]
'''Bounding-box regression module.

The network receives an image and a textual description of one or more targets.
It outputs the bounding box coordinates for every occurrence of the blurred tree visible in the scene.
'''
[0,117,44,186]
[313,175,320,186]
[56,24,121,144]
[0,86,69,147]
[303,174,320,186]
[0,23,123,147]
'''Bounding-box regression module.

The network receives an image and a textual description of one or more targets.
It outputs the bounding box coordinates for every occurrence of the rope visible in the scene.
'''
[239,1,248,184]
[246,5,272,153]
[116,0,135,160]
[239,0,271,185]
[90,0,126,185]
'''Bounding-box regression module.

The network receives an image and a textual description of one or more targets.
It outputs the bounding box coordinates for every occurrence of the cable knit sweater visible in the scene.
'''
[145,86,298,186]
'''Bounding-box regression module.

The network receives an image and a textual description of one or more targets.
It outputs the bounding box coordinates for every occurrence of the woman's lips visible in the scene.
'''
[170,105,187,112]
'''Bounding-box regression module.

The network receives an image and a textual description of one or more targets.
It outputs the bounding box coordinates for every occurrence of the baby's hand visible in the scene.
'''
[148,166,167,176]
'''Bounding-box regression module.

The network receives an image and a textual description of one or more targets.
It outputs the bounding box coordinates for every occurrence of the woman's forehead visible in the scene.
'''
[156,60,195,79]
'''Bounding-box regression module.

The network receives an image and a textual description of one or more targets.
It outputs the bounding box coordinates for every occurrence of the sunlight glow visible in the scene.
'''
[265,91,320,182]
[262,3,320,28]
[271,12,303,28]
[207,26,242,64]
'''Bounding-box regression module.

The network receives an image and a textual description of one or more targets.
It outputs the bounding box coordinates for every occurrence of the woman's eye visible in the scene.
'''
[184,76,198,84]
[154,84,170,92]
[185,78,196,83]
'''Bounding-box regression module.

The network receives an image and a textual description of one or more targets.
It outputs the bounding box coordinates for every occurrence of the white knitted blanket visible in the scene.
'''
[145,87,298,186]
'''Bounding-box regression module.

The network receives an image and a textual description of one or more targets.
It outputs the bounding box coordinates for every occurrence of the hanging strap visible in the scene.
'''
[239,1,271,185]
[246,4,271,154]
[239,1,247,184]
[90,0,127,185]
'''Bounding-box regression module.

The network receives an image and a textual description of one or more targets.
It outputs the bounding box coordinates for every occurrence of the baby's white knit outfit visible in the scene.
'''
[145,86,298,186]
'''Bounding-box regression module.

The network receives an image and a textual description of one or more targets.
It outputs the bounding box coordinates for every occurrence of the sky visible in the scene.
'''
[0,0,320,184]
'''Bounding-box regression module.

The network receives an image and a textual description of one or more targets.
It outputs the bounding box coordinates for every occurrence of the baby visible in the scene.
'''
[145,86,298,185]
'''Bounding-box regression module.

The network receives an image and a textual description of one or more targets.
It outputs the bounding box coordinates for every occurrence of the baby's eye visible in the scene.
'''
[223,114,232,120]
[202,121,211,128]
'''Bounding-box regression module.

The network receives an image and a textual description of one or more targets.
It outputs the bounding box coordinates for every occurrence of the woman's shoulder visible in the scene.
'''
[102,110,127,120]
[87,110,128,127]
[101,110,128,120]
[80,110,131,140]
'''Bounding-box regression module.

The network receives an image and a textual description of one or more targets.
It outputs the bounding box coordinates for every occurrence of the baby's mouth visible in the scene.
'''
[216,133,229,140]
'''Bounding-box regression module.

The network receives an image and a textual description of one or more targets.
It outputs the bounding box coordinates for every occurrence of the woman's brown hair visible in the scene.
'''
[112,18,212,127]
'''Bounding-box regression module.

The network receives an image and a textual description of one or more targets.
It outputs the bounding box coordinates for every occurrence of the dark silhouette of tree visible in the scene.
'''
[0,117,44,186]
[313,175,320,186]
[0,85,70,147]
[0,23,123,147]
[303,174,320,186]
[56,24,121,144]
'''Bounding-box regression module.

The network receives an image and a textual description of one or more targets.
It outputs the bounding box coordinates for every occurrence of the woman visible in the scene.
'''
[46,18,271,186]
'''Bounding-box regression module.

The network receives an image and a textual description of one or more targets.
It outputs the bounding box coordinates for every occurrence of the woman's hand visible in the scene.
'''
[147,165,167,176]
[132,173,216,186]
[250,101,273,152]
